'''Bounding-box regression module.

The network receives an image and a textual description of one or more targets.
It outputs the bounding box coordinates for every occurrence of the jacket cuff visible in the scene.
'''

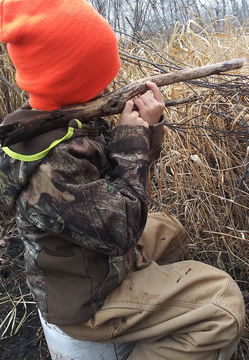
[149,116,165,162]
[110,124,151,158]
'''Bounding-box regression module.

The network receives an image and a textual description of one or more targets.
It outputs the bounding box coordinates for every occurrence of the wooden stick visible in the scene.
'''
[0,58,246,147]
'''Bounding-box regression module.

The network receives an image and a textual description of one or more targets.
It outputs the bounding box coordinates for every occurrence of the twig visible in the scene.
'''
[233,148,249,200]
[165,96,200,107]
[0,74,21,97]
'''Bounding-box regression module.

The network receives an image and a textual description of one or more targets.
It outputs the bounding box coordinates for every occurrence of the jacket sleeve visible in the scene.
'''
[18,123,165,256]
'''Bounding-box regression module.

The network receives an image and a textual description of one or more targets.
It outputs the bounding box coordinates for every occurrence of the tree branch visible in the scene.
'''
[0,58,246,147]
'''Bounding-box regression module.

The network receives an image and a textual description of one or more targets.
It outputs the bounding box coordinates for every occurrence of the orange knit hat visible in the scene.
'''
[0,0,120,111]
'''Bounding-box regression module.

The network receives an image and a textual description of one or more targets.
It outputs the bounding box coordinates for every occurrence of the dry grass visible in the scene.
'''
[116,17,249,359]
[0,16,248,359]
[0,43,25,120]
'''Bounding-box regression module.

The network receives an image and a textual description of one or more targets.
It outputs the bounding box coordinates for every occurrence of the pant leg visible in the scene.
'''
[58,213,245,360]
[125,260,245,360]
[137,212,187,264]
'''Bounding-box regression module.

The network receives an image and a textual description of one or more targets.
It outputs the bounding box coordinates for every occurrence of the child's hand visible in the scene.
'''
[119,100,149,128]
[134,81,165,126]
[118,81,165,128]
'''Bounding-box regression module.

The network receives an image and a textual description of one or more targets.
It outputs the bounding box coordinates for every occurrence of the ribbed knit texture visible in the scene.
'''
[0,0,120,110]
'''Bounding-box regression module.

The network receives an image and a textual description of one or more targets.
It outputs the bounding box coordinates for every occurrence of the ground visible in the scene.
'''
[1,311,50,360]
[0,232,51,360]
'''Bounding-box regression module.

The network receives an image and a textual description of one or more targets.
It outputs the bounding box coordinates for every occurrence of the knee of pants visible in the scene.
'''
[217,272,245,338]
[186,261,246,340]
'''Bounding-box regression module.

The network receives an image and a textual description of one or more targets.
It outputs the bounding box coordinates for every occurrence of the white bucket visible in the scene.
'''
[39,311,137,360]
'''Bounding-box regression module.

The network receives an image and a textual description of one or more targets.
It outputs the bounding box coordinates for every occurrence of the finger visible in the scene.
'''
[134,95,157,113]
[122,100,135,115]
[145,81,165,103]
[134,97,148,109]
[138,93,154,106]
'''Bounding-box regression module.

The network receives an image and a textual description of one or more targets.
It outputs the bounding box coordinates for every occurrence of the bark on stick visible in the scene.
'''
[0,58,246,147]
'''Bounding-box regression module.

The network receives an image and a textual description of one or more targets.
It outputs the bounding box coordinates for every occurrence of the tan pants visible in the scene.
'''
[59,213,245,360]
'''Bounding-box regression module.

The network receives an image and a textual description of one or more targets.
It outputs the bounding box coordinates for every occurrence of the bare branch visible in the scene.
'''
[0,58,245,147]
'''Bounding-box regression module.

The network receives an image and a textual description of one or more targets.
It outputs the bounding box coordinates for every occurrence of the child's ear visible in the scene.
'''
[103,86,111,95]
[92,86,110,100]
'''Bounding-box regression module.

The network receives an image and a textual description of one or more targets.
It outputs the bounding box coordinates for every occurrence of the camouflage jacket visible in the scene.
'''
[0,104,164,325]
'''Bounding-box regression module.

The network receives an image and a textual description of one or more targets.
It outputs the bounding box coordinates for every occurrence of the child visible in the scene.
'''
[0,1,245,359]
